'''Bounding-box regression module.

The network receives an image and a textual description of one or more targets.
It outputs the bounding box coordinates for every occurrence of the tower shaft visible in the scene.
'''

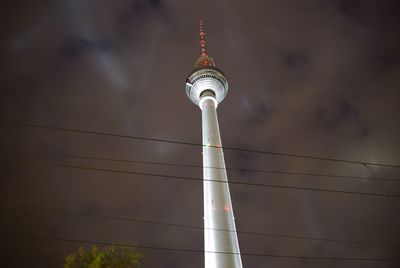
[186,21,243,268]
[201,97,243,268]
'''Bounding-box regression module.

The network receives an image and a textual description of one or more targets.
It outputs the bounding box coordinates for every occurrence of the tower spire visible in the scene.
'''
[199,20,207,57]
[195,20,216,67]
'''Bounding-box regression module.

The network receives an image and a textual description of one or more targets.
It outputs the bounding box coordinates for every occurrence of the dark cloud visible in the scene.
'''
[241,98,272,128]
[1,0,400,268]
[311,99,369,138]
[60,37,111,59]
[336,0,363,20]
[282,51,309,70]
[116,0,167,37]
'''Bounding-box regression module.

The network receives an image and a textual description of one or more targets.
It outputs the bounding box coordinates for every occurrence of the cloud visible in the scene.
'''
[60,37,111,58]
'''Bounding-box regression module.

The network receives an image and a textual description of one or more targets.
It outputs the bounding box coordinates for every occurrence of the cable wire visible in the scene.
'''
[3,234,400,262]
[16,204,400,248]
[2,158,398,198]
[2,121,399,169]
[30,152,400,183]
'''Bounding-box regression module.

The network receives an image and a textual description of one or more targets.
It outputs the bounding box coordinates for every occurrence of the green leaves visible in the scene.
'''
[64,245,143,268]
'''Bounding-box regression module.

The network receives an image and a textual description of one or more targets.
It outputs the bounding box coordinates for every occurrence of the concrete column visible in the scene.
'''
[200,96,243,268]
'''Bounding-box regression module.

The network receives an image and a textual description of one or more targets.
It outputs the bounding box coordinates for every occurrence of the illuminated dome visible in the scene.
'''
[186,66,228,105]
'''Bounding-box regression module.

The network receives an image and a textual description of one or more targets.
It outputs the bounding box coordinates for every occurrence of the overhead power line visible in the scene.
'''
[16,204,400,248]
[31,152,400,183]
[4,234,400,262]
[2,158,398,198]
[2,121,400,169]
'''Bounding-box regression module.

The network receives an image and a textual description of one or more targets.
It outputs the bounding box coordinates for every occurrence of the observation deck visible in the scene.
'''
[185,66,228,106]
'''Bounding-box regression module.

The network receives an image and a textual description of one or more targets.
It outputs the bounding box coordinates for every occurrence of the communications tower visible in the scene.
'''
[185,21,243,268]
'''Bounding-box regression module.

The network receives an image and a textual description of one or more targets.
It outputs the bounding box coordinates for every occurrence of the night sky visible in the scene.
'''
[1,0,400,267]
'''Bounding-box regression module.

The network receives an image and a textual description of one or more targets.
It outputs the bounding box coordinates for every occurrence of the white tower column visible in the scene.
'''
[186,20,243,268]
[200,96,243,268]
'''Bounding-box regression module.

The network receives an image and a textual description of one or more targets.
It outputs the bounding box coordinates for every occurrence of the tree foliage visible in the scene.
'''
[64,245,142,268]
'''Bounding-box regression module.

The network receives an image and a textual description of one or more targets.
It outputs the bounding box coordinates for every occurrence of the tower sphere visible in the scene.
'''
[185,66,228,106]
